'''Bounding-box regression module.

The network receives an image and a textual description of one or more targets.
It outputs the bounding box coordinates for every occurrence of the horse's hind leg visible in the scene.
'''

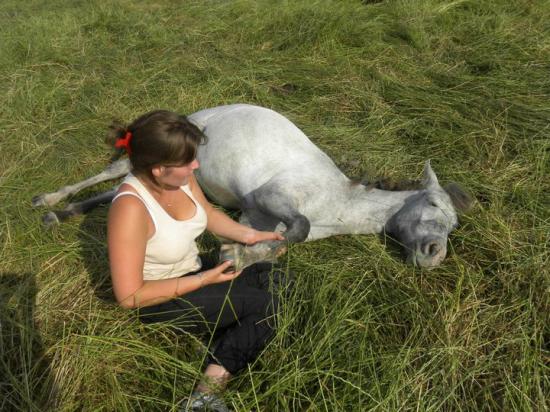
[32,159,130,207]
[42,189,116,227]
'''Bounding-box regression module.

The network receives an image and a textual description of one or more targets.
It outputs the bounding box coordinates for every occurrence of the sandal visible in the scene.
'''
[179,391,230,412]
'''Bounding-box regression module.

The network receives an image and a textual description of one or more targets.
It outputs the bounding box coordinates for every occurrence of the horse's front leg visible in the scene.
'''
[219,240,288,272]
[32,158,130,207]
[218,197,310,271]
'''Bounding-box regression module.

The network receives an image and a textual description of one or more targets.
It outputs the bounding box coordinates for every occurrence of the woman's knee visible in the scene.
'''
[241,289,278,319]
[246,263,294,295]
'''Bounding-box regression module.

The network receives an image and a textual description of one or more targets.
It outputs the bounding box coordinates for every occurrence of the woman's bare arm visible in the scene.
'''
[108,195,239,308]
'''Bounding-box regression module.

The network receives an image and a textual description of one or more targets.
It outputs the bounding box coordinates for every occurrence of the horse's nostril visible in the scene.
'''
[426,242,440,256]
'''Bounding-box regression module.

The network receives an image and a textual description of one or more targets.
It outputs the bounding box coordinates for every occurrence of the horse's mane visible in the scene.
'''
[351,177,423,191]
[351,178,474,212]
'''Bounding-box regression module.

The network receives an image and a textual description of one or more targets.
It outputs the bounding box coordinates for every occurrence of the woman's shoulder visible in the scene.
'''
[114,173,144,196]
[110,184,148,218]
[108,188,154,239]
[110,180,156,236]
[117,182,139,195]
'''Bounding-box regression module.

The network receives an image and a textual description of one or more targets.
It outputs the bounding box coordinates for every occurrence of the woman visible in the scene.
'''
[107,110,289,411]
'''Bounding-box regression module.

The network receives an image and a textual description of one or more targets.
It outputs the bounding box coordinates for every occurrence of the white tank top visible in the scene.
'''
[111,173,208,280]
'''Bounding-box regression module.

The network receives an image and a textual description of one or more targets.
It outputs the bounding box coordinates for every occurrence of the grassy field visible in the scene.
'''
[1,0,548,410]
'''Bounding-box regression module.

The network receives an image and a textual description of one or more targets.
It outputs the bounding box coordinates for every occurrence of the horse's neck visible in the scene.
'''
[328,185,420,236]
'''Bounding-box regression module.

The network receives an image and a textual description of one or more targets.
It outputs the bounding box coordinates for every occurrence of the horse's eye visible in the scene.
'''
[429,201,438,208]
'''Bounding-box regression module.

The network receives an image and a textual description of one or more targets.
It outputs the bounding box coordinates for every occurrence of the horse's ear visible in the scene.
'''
[422,160,440,190]
[444,182,474,213]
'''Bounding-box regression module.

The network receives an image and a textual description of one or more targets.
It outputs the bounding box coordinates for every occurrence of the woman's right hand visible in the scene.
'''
[200,261,242,286]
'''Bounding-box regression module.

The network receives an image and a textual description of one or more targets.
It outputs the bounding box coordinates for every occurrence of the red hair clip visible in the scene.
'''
[115,131,133,155]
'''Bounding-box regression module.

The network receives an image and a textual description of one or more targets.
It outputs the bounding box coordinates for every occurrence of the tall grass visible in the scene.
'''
[1,0,548,410]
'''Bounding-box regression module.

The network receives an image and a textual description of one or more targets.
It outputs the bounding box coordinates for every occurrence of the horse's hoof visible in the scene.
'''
[32,194,47,207]
[42,212,60,227]
[219,244,244,271]
[219,242,286,272]
[275,244,287,258]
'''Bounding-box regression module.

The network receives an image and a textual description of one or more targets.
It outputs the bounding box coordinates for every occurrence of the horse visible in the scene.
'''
[33,104,472,268]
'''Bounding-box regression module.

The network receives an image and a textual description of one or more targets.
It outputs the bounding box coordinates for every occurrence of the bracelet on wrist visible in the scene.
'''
[197,272,204,287]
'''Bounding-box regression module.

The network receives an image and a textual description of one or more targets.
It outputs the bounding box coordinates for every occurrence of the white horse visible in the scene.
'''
[33,104,472,268]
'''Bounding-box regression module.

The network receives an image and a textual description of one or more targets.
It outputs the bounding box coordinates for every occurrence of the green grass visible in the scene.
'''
[1,0,548,410]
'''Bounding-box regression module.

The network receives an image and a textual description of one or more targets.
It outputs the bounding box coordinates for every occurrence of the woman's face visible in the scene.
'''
[156,158,200,188]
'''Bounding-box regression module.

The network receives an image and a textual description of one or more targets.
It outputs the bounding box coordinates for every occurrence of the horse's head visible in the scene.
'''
[385,161,472,268]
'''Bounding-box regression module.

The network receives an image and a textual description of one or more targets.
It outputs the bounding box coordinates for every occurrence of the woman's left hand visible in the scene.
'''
[243,229,285,245]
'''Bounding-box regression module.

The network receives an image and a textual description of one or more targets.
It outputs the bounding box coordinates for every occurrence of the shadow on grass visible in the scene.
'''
[379,232,408,263]
[0,272,57,411]
[77,205,116,304]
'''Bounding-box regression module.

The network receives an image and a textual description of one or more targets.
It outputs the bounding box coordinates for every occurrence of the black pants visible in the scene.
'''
[138,257,292,375]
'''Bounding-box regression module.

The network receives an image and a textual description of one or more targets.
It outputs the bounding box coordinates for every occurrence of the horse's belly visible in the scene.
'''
[190,103,343,214]
[195,165,272,208]
[192,104,310,202]
[194,178,233,207]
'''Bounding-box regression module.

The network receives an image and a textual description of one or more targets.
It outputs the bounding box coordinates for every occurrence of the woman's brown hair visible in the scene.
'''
[107,110,206,182]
